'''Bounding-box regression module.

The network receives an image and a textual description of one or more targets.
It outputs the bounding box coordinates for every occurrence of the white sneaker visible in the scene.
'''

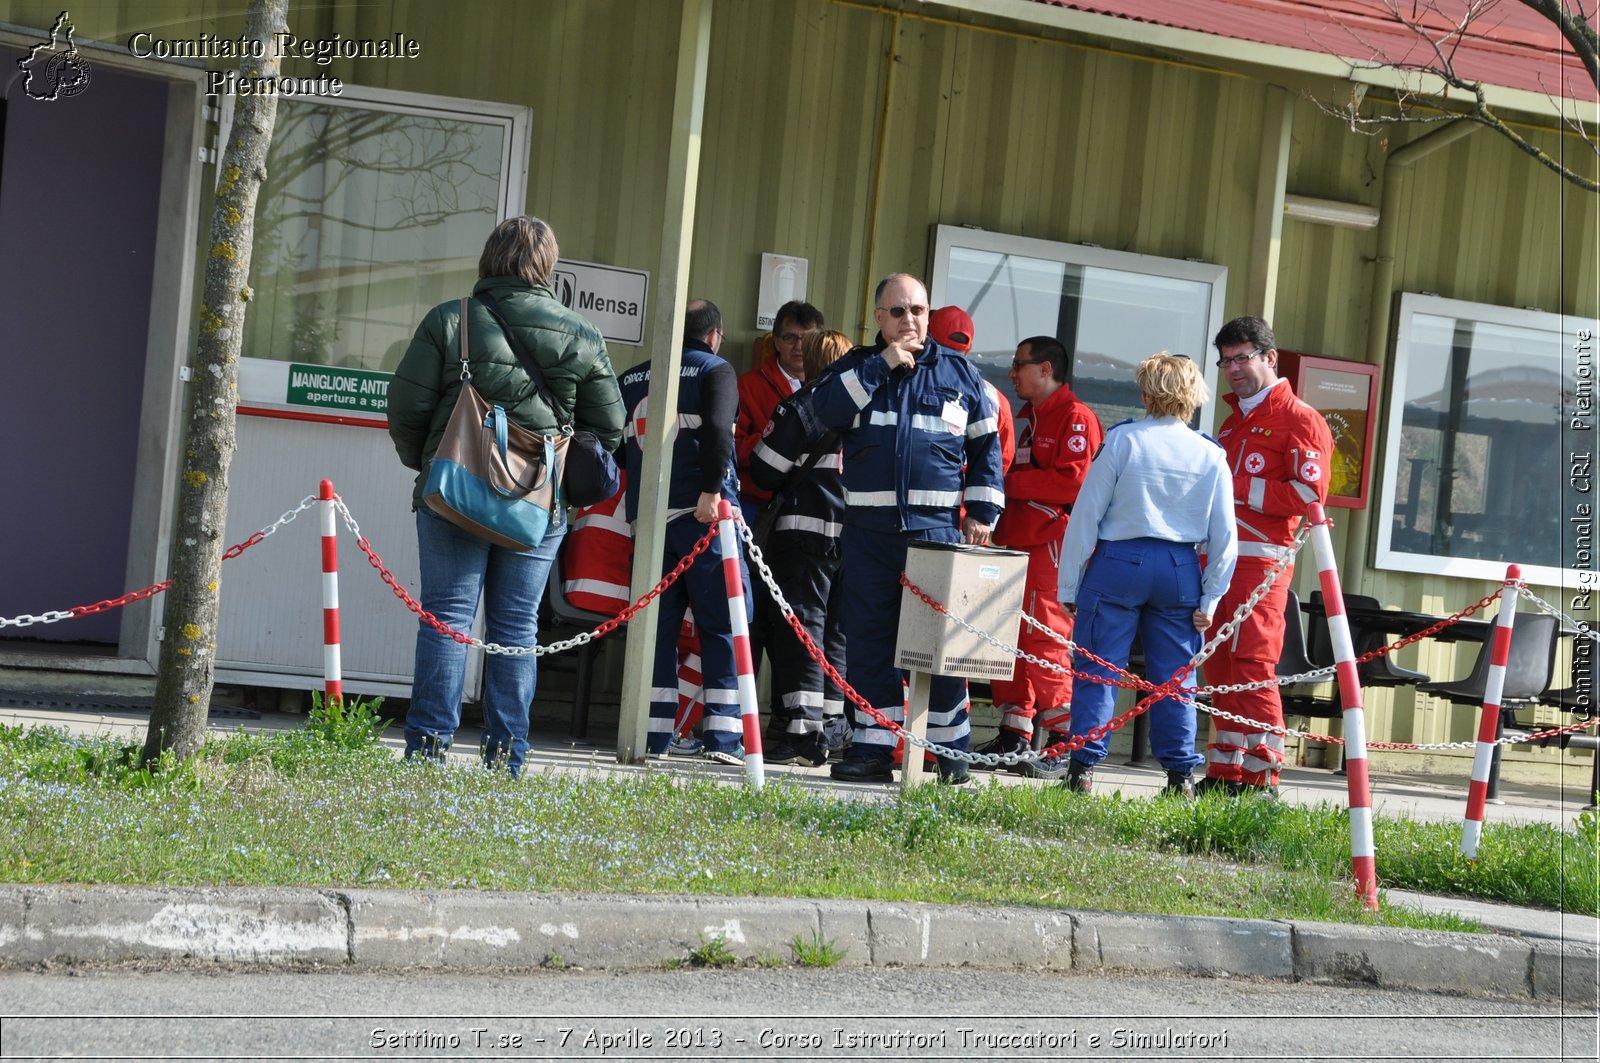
[702,744,745,766]
[666,735,705,757]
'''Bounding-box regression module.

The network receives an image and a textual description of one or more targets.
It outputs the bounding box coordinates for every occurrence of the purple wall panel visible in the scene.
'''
[0,53,168,645]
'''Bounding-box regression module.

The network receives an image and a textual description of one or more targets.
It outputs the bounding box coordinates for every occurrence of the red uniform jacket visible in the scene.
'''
[1216,380,1334,557]
[994,384,1102,548]
[734,340,800,502]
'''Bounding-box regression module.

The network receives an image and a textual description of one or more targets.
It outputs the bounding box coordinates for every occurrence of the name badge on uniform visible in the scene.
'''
[941,400,966,434]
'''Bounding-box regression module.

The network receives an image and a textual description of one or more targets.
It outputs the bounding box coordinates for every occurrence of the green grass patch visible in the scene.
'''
[0,720,1592,927]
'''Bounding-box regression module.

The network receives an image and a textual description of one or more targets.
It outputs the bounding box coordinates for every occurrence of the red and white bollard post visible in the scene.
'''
[1305,501,1380,910]
[1462,564,1521,858]
[319,480,343,708]
[718,500,764,788]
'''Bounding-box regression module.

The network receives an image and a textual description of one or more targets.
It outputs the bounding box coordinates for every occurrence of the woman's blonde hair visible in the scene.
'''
[1136,352,1209,419]
[802,329,853,381]
[478,215,559,289]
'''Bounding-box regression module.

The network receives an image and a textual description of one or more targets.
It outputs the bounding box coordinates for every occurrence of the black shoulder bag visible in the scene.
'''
[750,429,839,550]
[476,293,622,508]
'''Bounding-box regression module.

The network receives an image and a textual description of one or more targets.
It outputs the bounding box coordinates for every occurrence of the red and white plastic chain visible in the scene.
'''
[333,496,717,656]
[0,493,320,630]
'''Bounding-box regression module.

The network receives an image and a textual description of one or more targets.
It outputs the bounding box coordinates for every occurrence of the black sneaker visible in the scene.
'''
[765,734,826,768]
[1025,732,1071,780]
[937,758,972,786]
[1060,760,1094,794]
[1162,770,1195,798]
[830,753,894,783]
[1193,776,1241,799]
[972,730,1030,773]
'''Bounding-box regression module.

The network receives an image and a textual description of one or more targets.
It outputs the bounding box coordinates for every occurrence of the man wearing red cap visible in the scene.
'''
[929,306,1014,474]
[981,335,1102,775]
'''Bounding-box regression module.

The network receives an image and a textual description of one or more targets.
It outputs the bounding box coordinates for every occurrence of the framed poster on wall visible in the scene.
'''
[1278,351,1380,509]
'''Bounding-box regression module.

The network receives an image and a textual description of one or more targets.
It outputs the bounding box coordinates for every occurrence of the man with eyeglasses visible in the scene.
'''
[1198,316,1334,798]
[980,335,1103,777]
[734,300,825,747]
[810,273,1006,784]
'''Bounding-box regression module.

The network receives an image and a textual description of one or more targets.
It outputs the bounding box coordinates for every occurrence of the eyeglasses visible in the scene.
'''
[1215,347,1266,368]
[1010,358,1044,371]
[776,331,807,346]
[877,304,928,319]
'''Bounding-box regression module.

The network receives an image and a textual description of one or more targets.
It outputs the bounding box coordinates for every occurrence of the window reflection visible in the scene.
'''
[243,101,506,373]
[944,247,1214,429]
[1390,311,1576,570]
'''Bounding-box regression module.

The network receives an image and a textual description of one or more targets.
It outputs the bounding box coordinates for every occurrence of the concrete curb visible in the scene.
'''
[1,885,1595,1004]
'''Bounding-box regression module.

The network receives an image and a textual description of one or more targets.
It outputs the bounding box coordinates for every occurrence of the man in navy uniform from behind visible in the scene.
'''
[620,299,751,764]
[810,273,1006,783]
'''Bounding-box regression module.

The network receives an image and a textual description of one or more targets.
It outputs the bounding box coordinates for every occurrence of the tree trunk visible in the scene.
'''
[143,0,290,765]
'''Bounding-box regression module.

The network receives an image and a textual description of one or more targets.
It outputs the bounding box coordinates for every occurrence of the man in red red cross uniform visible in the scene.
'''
[1200,316,1334,795]
[981,335,1102,777]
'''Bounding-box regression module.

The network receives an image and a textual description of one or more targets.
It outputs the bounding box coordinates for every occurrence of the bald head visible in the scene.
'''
[684,299,722,349]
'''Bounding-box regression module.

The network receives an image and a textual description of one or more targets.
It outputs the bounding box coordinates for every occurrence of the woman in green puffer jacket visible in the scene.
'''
[387,216,624,776]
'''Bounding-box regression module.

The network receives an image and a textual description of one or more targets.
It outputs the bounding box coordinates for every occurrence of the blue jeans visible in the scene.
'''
[1067,538,1206,774]
[405,507,565,776]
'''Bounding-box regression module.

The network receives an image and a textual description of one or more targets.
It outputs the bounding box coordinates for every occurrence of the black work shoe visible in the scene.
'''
[1060,760,1094,794]
[937,759,972,786]
[764,734,826,768]
[1162,770,1195,798]
[830,754,894,783]
[972,730,1030,773]
[1193,776,1241,799]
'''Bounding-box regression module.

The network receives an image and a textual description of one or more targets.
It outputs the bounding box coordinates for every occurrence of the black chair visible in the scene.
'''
[542,548,625,742]
[1521,644,1600,810]
[1307,591,1431,687]
[1279,590,1340,720]
[1417,612,1560,800]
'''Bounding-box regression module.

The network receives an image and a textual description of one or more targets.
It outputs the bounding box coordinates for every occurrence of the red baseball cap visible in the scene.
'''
[929,306,975,352]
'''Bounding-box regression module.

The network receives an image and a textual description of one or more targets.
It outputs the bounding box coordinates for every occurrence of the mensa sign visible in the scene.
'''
[551,258,650,346]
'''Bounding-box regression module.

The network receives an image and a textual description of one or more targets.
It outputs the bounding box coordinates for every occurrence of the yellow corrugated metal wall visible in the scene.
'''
[8,0,1594,767]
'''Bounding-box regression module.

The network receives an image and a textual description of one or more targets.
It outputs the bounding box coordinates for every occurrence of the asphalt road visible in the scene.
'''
[0,965,1594,1061]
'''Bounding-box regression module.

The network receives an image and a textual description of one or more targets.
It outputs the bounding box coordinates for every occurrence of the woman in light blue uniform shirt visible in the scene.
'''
[1056,353,1237,796]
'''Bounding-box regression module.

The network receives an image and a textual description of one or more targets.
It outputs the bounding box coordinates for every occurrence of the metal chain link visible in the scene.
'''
[336,497,714,656]
[0,493,319,630]
[1514,583,1600,643]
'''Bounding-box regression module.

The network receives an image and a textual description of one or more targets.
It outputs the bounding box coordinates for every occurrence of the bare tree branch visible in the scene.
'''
[1307,0,1598,192]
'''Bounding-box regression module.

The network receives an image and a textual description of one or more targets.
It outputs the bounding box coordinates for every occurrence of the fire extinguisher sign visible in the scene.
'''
[756,253,810,330]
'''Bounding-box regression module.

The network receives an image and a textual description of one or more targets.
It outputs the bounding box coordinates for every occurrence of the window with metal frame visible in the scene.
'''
[1377,293,1592,586]
[930,225,1227,432]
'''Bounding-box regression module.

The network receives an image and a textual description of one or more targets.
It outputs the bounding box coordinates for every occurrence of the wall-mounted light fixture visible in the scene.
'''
[1283,193,1380,230]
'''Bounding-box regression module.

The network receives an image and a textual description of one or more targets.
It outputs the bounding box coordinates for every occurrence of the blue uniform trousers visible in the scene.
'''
[1067,537,1205,773]
[646,514,752,756]
[840,523,971,768]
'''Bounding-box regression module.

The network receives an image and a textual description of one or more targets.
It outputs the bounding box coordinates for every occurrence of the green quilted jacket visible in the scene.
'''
[388,276,625,509]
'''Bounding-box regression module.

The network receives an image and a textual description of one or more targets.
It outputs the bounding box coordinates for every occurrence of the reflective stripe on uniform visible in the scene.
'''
[776,514,844,537]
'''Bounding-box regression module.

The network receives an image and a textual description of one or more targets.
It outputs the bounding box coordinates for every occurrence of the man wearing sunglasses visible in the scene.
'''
[1199,316,1334,798]
[810,273,1007,784]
